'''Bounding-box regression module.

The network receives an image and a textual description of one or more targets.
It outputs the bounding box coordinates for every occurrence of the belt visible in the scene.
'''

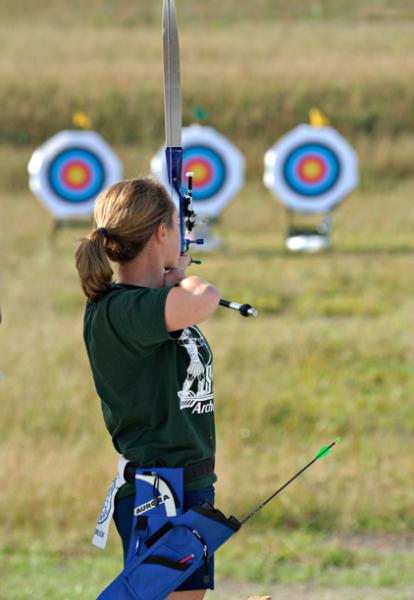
[124,456,215,485]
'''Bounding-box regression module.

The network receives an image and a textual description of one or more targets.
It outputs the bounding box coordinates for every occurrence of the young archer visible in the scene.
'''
[76,176,220,599]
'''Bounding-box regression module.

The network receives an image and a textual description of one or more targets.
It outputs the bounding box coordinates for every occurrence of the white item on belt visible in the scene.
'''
[92,456,128,549]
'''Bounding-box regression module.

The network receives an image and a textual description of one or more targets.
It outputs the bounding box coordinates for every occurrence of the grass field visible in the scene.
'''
[2,1,414,598]
[3,153,414,598]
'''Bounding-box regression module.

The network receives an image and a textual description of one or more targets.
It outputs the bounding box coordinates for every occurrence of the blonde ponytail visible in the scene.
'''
[75,230,113,302]
[75,177,175,302]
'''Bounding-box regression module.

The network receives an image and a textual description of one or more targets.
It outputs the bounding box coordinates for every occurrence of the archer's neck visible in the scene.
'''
[117,247,165,289]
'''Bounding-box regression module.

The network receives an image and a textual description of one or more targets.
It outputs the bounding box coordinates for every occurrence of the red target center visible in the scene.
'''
[184,159,213,187]
[297,155,326,183]
[62,161,92,189]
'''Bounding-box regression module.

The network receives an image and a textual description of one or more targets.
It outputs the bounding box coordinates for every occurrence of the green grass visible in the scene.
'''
[3,146,414,598]
[2,147,414,540]
[2,531,414,599]
[2,1,414,27]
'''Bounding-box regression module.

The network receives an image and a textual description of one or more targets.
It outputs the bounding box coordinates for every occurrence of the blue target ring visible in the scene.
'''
[48,148,105,203]
[283,143,340,197]
[182,145,226,201]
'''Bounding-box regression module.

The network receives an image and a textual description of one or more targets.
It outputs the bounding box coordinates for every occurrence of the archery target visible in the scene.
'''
[48,148,105,203]
[28,131,123,219]
[151,124,245,217]
[182,145,226,201]
[264,125,358,214]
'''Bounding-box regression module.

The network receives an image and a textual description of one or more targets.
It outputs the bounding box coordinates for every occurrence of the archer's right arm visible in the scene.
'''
[165,275,220,331]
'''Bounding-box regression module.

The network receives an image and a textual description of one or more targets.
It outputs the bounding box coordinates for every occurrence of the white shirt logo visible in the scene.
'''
[177,328,214,415]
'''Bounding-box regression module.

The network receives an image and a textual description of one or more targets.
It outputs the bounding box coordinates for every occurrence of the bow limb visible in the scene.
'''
[163,0,186,254]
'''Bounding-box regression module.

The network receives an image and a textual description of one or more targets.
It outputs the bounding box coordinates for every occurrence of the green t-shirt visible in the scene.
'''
[84,283,216,497]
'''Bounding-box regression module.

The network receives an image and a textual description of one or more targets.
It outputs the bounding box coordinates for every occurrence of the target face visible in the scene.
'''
[28,131,123,219]
[264,125,358,214]
[182,145,226,201]
[48,148,105,203]
[151,124,244,217]
[284,143,340,196]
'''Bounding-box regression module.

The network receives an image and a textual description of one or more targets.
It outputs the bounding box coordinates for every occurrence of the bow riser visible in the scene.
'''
[165,146,186,253]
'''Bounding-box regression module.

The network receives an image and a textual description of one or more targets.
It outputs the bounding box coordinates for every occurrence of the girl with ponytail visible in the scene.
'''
[76,177,220,599]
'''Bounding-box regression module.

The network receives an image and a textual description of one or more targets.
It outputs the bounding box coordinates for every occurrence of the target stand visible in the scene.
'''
[285,211,333,253]
[264,124,358,252]
[50,215,94,239]
[151,124,245,251]
[28,130,123,235]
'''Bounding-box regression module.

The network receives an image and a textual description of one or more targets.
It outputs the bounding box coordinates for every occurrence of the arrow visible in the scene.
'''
[240,438,340,525]
[315,437,341,461]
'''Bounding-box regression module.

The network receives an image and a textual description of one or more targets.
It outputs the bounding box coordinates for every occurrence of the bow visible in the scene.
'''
[162,0,257,318]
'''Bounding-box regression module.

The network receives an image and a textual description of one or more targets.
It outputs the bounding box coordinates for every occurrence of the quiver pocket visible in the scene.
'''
[97,524,206,600]
[123,525,206,599]
[97,502,241,600]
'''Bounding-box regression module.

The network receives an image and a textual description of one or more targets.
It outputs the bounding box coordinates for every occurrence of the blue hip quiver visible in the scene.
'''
[97,467,240,600]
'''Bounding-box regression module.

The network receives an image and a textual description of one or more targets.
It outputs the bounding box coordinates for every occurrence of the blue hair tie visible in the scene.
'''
[97,227,109,238]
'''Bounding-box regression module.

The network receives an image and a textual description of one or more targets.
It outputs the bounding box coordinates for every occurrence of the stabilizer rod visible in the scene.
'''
[219,299,258,318]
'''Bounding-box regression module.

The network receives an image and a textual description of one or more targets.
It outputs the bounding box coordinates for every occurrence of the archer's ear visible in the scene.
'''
[155,222,167,242]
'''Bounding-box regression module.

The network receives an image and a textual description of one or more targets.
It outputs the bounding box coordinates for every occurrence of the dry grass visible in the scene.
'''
[2,139,414,547]
[1,23,413,92]
[2,21,414,153]
[2,0,414,26]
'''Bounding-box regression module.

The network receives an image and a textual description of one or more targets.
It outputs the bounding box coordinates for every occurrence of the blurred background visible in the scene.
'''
[1,1,414,598]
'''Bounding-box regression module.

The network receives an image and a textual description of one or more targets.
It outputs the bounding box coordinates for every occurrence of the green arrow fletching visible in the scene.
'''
[315,437,341,461]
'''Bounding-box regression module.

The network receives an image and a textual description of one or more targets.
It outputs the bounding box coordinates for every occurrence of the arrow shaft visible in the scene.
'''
[240,440,337,525]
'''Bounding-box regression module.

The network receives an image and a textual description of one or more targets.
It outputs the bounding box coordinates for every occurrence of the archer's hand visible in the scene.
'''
[176,254,192,271]
[164,254,192,287]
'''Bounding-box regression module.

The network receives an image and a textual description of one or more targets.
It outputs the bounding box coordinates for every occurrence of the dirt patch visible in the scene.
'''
[207,580,414,600]
[343,533,414,552]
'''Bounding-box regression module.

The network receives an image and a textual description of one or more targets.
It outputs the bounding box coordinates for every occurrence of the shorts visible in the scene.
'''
[114,484,215,591]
